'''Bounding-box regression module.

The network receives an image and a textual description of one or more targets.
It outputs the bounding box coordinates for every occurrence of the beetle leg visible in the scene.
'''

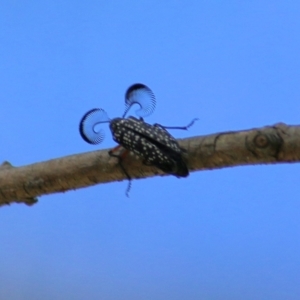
[109,145,132,197]
[153,118,198,130]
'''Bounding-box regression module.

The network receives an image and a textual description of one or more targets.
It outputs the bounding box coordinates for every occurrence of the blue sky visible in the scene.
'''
[1,1,300,299]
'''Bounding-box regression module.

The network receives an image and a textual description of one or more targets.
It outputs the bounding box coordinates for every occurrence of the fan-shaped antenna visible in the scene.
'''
[123,83,156,118]
[79,108,110,144]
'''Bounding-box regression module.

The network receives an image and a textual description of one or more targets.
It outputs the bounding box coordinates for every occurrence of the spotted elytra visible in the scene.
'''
[79,83,197,196]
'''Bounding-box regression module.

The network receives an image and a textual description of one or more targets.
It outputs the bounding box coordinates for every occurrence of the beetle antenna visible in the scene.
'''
[123,83,156,118]
[79,108,111,144]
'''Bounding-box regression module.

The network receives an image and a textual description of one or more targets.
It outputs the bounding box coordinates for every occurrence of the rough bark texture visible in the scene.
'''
[1,122,299,206]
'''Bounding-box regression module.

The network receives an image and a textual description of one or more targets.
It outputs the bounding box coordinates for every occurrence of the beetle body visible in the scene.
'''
[109,117,189,177]
[79,83,195,195]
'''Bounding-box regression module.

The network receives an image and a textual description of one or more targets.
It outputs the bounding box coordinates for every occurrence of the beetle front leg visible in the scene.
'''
[153,118,198,130]
[109,145,132,197]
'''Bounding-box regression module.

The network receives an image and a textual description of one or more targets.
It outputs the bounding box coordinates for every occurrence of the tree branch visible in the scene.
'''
[1,122,299,206]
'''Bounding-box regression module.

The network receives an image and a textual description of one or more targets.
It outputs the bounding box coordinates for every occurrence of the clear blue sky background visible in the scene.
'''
[1,1,300,299]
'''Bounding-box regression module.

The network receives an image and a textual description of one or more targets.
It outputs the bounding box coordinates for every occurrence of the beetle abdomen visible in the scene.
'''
[110,117,189,177]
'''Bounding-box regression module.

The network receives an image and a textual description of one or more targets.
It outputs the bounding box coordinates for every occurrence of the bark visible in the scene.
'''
[1,122,299,207]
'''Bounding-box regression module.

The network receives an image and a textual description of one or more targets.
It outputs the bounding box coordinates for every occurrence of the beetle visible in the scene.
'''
[79,83,197,195]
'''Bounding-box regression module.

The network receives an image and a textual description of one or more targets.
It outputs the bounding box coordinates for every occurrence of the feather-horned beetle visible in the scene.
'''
[79,83,197,196]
